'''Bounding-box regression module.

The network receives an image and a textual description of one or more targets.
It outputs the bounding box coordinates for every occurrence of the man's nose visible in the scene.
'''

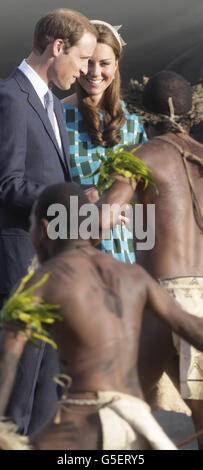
[80,60,89,76]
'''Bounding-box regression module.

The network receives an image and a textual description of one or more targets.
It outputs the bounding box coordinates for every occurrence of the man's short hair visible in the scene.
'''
[34,182,89,237]
[33,8,97,54]
[143,70,192,116]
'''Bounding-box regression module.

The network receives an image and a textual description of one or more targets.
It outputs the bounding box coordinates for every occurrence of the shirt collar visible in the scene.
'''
[18,59,48,103]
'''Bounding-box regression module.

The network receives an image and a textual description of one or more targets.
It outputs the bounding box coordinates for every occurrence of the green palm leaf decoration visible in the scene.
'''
[0,269,62,349]
[91,145,158,195]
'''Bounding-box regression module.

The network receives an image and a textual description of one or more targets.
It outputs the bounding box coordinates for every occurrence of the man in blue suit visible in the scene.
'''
[0,8,97,435]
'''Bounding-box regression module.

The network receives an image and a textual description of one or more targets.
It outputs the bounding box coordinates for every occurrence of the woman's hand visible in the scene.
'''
[84,187,99,204]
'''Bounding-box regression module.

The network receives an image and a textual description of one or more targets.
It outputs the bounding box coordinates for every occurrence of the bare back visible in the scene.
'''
[33,246,147,399]
[134,132,203,278]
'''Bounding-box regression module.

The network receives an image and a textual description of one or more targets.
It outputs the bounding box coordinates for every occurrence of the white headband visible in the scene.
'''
[90,20,127,51]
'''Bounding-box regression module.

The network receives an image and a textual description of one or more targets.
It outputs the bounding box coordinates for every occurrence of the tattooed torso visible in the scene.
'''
[33,246,146,398]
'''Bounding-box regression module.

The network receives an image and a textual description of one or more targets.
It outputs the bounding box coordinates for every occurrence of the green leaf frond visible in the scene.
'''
[0,270,62,349]
[89,145,159,196]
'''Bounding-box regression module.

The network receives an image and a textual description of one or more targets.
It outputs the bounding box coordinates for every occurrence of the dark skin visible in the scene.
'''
[0,148,202,449]
[0,328,30,416]
[132,132,203,278]
[1,209,203,449]
[100,129,203,445]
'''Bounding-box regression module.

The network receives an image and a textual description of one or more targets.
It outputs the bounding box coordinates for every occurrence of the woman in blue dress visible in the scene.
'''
[63,20,147,263]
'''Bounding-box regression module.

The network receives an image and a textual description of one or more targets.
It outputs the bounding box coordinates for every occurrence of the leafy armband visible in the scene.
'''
[0,270,62,349]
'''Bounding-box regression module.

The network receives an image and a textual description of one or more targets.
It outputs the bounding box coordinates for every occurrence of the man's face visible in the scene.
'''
[50,32,97,90]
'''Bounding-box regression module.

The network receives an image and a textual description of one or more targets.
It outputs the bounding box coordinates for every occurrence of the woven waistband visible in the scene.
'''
[159,276,203,288]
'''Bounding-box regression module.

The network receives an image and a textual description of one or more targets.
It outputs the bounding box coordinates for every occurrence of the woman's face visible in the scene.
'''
[77,42,118,104]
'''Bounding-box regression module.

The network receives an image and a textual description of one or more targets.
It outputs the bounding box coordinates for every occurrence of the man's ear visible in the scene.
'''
[40,218,50,240]
[52,38,64,57]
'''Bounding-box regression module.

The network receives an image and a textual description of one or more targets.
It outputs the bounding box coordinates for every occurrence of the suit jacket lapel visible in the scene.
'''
[13,69,71,179]
[53,98,72,179]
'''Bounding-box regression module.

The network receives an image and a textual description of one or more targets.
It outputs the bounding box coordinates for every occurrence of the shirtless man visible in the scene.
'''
[1,181,203,450]
[100,71,203,448]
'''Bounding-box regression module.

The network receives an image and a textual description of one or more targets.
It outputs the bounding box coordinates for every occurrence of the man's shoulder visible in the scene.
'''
[131,133,181,186]
[136,132,186,160]
[149,132,178,148]
[95,253,146,280]
[157,132,203,160]
[0,80,27,113]
[0,74,16,90]
[132,137,163,165]
[0,68,37,96]
[0,69,25,97]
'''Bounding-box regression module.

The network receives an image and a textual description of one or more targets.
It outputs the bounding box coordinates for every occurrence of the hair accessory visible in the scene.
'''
[90,20,127,50]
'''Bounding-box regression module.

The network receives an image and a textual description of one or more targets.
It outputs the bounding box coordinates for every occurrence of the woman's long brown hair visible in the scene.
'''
[76,24,125,147]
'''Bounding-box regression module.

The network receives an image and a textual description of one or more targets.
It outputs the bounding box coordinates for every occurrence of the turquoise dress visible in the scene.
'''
[63,101,147,263]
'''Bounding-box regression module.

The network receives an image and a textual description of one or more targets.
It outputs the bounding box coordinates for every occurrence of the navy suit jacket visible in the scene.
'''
[0,68,71,435]
[0,68,72,293]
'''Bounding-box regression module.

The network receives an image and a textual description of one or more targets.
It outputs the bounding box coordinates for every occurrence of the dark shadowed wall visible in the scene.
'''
[1,0,203,87]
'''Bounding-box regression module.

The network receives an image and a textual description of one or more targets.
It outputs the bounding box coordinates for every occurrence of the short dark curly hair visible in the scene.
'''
[34,182,89,241]
[142,70,192,116]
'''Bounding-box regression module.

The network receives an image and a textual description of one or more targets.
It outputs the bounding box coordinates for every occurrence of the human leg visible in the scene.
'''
[31,409,101,450]
[159,277,203,446]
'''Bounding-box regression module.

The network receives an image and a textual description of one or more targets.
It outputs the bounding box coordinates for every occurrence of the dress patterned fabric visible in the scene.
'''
[63,101,147,263]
